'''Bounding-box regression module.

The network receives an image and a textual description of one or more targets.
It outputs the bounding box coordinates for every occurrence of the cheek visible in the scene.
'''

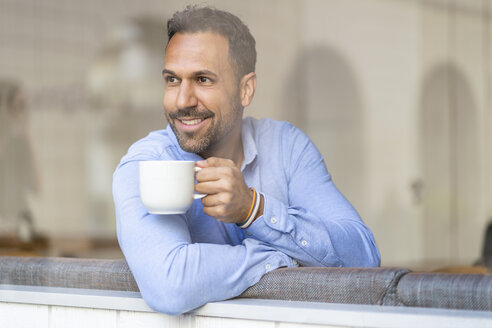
[195,89,229,112]
[192,92,215,116]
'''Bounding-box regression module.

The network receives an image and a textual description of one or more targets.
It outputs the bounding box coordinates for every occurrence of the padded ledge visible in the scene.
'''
[0,257,409,306]
[0,256,138,292]
[241,266,410,305]
[2,256,492,311]
[396,272,492,311]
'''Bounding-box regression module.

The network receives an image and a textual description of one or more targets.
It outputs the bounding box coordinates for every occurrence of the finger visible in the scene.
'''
[195,181,220,195]
[196,166,236,182]
[200,193,232,207]
[196,179,234,194]
[195,167,221,183]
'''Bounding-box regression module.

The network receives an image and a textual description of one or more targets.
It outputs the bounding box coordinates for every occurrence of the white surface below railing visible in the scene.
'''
[1,285,492,328]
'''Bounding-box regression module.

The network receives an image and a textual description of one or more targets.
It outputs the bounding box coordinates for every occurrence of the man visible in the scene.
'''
[113,5,380,315]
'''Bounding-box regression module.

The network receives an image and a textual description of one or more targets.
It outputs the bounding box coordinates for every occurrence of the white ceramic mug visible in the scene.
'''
[139,160,205,214]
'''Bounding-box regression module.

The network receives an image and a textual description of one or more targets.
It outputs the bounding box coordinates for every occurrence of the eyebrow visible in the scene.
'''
[162,69,176,77]
[162,69,218,79]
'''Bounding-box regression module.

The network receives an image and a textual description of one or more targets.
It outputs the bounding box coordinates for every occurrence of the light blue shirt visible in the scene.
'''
[113,117,380,315]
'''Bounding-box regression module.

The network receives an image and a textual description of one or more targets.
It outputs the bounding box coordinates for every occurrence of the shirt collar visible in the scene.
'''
[240,117,258,171]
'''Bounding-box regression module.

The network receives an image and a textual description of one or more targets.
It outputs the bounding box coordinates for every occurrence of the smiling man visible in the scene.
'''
[113,5,380,315]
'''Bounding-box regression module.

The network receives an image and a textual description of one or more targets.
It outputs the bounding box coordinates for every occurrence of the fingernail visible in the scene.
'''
[196,160,207,166]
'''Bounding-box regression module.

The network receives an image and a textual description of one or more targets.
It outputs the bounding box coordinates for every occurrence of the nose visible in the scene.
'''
[176,80,198,109]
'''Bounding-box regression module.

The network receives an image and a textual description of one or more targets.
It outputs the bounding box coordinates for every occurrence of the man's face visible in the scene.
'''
[162,32,243,155]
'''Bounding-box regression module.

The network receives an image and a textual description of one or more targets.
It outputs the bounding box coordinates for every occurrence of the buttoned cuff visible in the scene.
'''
[245,193,290,239]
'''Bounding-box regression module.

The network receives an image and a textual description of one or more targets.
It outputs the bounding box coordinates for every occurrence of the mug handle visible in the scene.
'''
[194,166,206,199]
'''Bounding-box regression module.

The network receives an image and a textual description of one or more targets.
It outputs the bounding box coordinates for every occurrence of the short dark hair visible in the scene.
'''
[167,5,256,79]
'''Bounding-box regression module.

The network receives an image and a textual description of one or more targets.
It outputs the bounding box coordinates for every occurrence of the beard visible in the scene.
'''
[166,101,243,155]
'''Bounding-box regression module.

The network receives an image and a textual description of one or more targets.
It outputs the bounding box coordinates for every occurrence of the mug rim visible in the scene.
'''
[139,160,195,164]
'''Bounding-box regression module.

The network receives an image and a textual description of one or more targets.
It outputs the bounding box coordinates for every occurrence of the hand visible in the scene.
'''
[195,157,254,224]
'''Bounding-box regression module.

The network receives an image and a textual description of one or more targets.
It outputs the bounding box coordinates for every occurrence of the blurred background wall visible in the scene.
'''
[0,0,490,268]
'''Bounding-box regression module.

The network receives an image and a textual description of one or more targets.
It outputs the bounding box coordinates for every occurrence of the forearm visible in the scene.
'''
[117,212,292,314]
[244,192,380,268]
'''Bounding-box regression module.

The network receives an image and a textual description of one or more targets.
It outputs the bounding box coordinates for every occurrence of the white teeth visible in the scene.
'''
[181,118,203,125]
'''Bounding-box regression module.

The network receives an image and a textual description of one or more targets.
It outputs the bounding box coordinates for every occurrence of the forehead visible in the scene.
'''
[164,32,231,73]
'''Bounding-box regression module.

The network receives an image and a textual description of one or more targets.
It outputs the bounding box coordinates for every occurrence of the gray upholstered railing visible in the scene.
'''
[241,266,410,306]
[1,256,491,311]
[0,257,138,291]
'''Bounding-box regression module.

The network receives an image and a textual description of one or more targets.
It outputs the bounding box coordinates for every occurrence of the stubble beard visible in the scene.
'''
[170,120,215,154]
[167,102,242,156]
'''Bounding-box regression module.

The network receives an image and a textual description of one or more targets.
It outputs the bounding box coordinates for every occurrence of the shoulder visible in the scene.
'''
[244,117,319,173]
[118,128,180,165]
[243,117,303,140]
[244,117,310,150]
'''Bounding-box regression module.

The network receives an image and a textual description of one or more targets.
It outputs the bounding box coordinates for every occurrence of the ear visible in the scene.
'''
[239,72,257,107]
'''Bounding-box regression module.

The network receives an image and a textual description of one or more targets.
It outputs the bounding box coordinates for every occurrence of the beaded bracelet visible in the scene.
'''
[238,188,260,229]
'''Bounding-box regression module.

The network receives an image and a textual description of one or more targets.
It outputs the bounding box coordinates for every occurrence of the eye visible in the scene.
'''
[164,75,179,84]
[197,76,212,84]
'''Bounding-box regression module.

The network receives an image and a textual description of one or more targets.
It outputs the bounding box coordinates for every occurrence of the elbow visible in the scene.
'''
[135,247,203,315]
[139,277,198,315]
[366,233,381,267]
[335,237,381,268]
[338,250,380,268]
[366,248,381,267]
[358,241,381,268]
[373,247,381,267]
[142,290,191,316]
[355,225,381,267]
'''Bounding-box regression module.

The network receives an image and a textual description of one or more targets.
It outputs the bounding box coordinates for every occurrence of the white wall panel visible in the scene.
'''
[195,316,275,328]
[0,302,49,328]
[118,310,181,328]
[50,306,117,328]
[1,296,492,328]
[279,323,346,328]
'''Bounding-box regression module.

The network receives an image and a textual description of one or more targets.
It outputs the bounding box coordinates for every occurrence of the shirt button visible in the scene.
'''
[292,259,298,266]
[301,240,308,246]
[265,263,271,270]
[270,217,277,224]
[246,231,252,236]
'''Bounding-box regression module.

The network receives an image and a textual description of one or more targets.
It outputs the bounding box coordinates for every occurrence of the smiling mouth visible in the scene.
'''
[179,118,205,125]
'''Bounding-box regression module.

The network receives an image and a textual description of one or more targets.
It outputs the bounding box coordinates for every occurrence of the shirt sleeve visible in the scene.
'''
[245,124,381,268]
[113,140,294,315]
